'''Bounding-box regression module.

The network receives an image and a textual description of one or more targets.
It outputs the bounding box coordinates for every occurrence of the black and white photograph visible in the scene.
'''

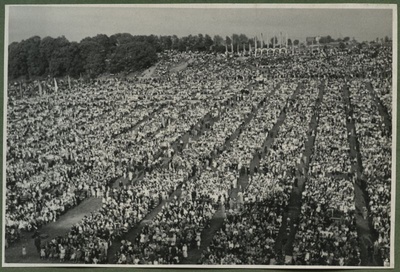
[2,3,396,269]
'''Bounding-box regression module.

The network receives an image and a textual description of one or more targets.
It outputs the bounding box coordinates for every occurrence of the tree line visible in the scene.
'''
[11,32,371,80]
[9,32,300,80]
[8,34,160,80]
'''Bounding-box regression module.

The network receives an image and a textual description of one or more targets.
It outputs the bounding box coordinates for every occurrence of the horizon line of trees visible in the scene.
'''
[9,32,382,80]
[7,32,298,80]
[8,34,160,80]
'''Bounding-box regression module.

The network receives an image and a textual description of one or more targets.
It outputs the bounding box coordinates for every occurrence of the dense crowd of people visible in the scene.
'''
[370,78,392,122]
[5,52,250,247]
[114,76,273,264]
[7,51,267,262]
[201,80,320,265]
[5,44,393,267]
[293,81,360,266]
[349,80,392,264]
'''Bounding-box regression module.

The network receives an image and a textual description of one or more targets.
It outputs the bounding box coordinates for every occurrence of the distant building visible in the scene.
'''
[306,37,316,45]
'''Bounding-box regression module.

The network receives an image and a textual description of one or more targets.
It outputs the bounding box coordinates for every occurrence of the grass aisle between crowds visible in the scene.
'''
[8,79,258,265]
[184,82,300,264]
[243,83,303,262]
[111,90,243,189]
[181,173,250,265]
[107,106,223,258]
[107,82,264,263]
[5,197,102,263]
[4,100,166,263]
[342,84,379,266]
[5,90,213,263]
[248,83,300,174]
[131,82,273,264]
[365,82,391,137]
[278,82,325,257]
[139,63,159,79]
[182,81,279,264]
[106,186,184,263]
[111,104,167,140]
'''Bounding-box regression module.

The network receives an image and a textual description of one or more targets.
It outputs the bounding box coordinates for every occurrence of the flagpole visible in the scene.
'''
[286,33,288,48]
[261,33,264,48]
[273,34,275,49]
[54,78,58,93]
[231,35,234,54]
[38,81,42,96]
[254,36,257,57]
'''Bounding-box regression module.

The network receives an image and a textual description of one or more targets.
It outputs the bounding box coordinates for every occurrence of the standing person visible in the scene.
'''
[229,197,235,210]
[362,206,368,220]
[232,178,237,189]
[59,245,66,262]
[237,192,244,211]
[22,246,27,257]
[196,232,201,249]
[182,244,188,259]
[128,171,133,182]
[33,231,41,254]
[221,199,227,219]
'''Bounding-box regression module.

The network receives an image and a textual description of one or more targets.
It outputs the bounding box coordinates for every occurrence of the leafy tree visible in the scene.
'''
[186,35,198,50]
[142,35,161,52]
[109,41,157,74]
[213,35,223,46]
[204,34,213,51]
[171,35,179,50]
[213,35,225,52]
[48,36,70,77]
[25,36,46,77]
[238,34,249,45]
[109,33,134,46]
[91,34,112,50]
[160,36,173,50]
[8,41,28,79]
[225,36,232,48]
[65,42,84,78]
[79,40,106,78]
[195,34,206,51]
[319,35,335,44]
[177,36,189,52]
[49,46,68,77]
[232,34,239,47]
[39,36,56,75]
[319,36,328,44]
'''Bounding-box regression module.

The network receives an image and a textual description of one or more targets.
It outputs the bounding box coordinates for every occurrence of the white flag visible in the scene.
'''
[54,78,58,92]
[38,81,42,95]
